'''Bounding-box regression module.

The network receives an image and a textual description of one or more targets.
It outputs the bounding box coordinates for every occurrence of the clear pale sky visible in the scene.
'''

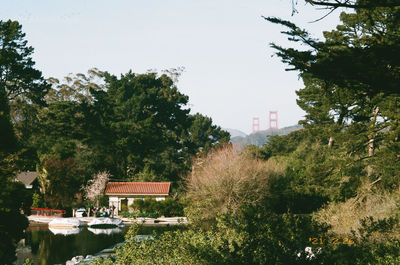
[2,0,341,134]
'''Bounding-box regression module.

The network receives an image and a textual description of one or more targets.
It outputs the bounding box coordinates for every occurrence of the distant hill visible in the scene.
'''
[230,124,302,147]
[224,128,247,138]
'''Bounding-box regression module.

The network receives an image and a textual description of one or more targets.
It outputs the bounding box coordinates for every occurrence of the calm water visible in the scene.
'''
[15,225,178,265]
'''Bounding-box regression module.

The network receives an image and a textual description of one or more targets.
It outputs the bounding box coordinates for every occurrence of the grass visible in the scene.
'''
[314,181,400,240]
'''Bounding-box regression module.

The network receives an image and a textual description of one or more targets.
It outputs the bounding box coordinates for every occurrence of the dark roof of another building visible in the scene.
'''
[16,171,38,186]
[105,182,170,195]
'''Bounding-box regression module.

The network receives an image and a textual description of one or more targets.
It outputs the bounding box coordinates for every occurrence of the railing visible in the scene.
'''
[30,207,66,217]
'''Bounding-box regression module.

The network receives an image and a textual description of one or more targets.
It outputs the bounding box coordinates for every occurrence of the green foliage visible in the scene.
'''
[98,195,109,207]
[158,198,185,217]
[121,203,128,213]
[31,192,43,208]
[264,5,400,202]
[0,86,18,154]
[187,113,230,154]
[260,129,308,159]
[92,4,400,264]
[0,20,49,106]
[95,165,400,265]
[0,19,46,264]
[23,258,33,265]
[83,70,230,182]
[130,198,185,217]
[0,181,31,263]
[102,209,329,265]
[41,156,85,209]
[130,166,159,182]
[8,66,229,213]
[89,71,192,181]
[119,212,159,218]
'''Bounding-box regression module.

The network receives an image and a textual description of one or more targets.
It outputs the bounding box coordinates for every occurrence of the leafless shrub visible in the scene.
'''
[185,146,284,223]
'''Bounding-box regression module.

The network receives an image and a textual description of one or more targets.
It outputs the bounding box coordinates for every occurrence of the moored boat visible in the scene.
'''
[49,227,82,235]
[48,218,83,229]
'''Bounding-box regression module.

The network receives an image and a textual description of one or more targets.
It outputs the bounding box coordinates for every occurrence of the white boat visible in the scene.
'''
[88,217,124,228]
[48,218,83,229]
[49,227,82,235]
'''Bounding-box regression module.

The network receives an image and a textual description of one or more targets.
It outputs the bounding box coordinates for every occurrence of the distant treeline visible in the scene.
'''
[231,124,303,147]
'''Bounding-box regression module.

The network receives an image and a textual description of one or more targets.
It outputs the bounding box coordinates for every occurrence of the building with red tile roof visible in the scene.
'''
[105,182,171,215]
[105,182,170,196]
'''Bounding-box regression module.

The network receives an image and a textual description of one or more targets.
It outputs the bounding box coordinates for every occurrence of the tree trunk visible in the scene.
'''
[328,136,334,148]
[367,106,379,176]
[368,138,374,157]
[368,106,380,157]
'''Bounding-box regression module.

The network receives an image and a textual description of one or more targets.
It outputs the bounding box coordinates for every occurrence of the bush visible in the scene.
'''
[185,146,284,224]
[94,145,400,264]
[314,183,400,239]
[130,198,185,217]
[121,203,128,213]
[119,212,158,218]
[31,192,43,208]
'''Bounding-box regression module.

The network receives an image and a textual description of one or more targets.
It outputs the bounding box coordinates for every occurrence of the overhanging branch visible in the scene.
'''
[305,0,400,9]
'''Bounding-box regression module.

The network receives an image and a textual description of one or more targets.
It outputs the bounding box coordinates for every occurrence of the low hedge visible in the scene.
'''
[130,198,185,217]
[119,212,159,218]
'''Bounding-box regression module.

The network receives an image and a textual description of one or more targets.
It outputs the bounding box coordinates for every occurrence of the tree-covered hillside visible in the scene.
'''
[231,124,302,147]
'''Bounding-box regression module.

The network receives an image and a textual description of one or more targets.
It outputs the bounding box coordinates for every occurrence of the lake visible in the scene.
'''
[15,224,179,265]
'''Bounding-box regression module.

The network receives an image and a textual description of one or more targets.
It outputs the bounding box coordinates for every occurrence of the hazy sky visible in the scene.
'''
[2,0,341,134]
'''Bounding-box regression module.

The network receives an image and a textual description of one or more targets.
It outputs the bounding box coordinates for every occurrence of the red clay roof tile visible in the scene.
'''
[105,182,170,195]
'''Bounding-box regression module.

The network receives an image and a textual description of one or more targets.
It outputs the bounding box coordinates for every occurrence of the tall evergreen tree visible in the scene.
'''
[0,20,47,264]
[265,5,400,196]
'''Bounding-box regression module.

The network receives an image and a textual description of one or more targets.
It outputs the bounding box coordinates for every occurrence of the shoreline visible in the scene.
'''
[28,216,187,227]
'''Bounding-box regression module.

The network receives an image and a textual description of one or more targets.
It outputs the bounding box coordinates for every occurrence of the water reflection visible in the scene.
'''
[15,224,183,265]
[15,225,127,265]
[88,227,122,235]
[49,227,82,236]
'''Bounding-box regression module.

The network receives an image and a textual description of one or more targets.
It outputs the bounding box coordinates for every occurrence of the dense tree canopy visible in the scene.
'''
[0,19,47,264]
[0,19,230,263]
[86,71,229,182]
[259,2,400,255]
[265,6,400,179]
[18,69,230,208]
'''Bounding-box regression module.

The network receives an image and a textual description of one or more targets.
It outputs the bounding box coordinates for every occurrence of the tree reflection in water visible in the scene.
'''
[15,225,127,265]
[15,225,179,264]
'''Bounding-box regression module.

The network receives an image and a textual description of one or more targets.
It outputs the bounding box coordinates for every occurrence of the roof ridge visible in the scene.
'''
[109,181,171,183]
[105,182,170,195]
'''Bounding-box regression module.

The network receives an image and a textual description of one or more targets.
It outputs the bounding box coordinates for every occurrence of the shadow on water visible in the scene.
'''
[15,225,127,265]
[15,224,181,265]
